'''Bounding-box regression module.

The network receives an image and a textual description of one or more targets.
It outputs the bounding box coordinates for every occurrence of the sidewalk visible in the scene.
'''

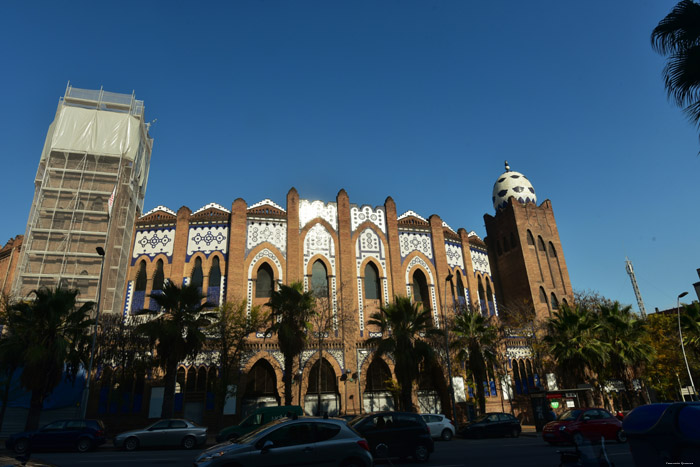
[521,425,538,437]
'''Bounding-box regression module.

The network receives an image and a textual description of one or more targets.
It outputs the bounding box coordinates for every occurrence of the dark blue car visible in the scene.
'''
[6,419,106,454]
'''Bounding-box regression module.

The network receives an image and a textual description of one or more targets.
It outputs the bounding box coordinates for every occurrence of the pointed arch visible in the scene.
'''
[364,262,380,300]
[255,262,274,298]
[190,257,203,289]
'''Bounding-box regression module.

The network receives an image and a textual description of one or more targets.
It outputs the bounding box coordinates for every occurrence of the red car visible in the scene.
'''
[542,408,626,445]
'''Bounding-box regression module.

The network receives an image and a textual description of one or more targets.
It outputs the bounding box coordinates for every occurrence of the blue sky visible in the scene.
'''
[1,1,698,312]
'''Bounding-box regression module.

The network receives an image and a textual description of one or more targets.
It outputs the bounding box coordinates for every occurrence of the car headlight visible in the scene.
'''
[559,426,566,432]
[199,451,226,461]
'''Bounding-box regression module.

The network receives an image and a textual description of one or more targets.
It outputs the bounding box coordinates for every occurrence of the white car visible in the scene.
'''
[421,414,455,441]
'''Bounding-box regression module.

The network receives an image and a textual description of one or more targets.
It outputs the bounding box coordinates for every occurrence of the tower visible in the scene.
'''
[484,162,573,321]
[12,85,153,315]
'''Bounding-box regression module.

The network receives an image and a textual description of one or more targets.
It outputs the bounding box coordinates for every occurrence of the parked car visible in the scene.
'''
[113,419,207,451]
[457,412,521,439]
[216,405,303,442]
[542,408,625,445]
[420,413,455,441]
[5,419,106,454]
[195,417,373,467]
[349,411,434,462]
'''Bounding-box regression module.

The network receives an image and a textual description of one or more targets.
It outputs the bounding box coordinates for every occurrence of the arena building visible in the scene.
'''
[120,162,574,423]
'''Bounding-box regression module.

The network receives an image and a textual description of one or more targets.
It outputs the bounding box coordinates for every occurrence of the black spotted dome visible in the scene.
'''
[492,161,537,211]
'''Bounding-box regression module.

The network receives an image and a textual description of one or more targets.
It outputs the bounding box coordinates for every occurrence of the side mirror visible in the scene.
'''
[261,440,274,453]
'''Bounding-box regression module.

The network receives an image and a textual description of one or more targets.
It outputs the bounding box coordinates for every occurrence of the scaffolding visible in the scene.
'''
[12,84,153,316]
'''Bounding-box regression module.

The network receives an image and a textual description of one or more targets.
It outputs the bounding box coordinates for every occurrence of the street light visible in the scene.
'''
[80,246,106,418]
[443,272,457,422]
[677,291,696,400]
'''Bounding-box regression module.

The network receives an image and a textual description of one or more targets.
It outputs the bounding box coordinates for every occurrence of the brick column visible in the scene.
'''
[429,215,450,322]
[226,198,248,301]
[286,188,301,285]
[384,197,404,299]
[459,228,478,312]
[171,206,191,286]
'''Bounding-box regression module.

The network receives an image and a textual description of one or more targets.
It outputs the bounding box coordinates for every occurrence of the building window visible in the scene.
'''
[246,360,277,396]
[307,359,337,394]
[255,263,274,298]
[456,273,466,304]
[478,277,487,317]
[311,260,329,297]
[366,359,391,392]
[539,287,547,304]
[135,260,147,292]
[486,281,495,316]
[152,259,164,291]
[209,257,221,288]
[550,293,559,310]
[412,269,430,311]
[191,257,203,289]
[527,230,535,247]
[364,262,380,300]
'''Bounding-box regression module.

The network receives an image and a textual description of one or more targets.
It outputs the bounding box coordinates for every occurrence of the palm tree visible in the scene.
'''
[135,282,215,418]
[542,304,609,398]
[4,287,94,430]
[680,301,700,351]
[651,1,700,128]
[265,282,316,406]
[365,296,441,412]
[598,303,652,409]
[451,310,499,415]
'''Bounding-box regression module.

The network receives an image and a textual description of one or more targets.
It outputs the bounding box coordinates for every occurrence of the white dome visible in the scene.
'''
[492,161,537,211]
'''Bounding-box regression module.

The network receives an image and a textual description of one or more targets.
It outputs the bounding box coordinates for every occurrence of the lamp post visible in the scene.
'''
[80,246,106,419]
[443,273,457,422]
[677,291,696,400]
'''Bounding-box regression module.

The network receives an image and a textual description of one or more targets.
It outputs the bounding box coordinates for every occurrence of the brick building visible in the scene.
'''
[119,161,574,423]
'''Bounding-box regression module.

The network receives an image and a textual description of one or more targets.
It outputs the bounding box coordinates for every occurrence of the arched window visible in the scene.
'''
[513,360,522,394]
[562,297,569,307]
[190,257,203,289]
[135,260,147,291]
[456,273,466,304]
[311,260,329,297]
[527,230,535,247]
[365,359,391,392]
[307,359,337,394]
[539,287,547,304]
[551,293,559,310]
[152,259,164,291]
[525,360,535,389]
[364,262,380,300]
[186,367,196,392]
[548,242,557,257]
[255,263,274,298]
[519,360,528,394]
[196,367,207,392]
[209,257,221,288]
[538,236,546,252]
[246,360,277,396]
[176,367,186,394]
[412,269,430,311]
[478,277,487,317]
[486,280,495,316]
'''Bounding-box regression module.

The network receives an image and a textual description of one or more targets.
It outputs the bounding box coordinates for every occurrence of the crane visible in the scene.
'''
[625,257,647,318]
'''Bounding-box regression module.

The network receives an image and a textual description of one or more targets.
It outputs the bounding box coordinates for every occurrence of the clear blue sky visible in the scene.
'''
[1,1,697,312]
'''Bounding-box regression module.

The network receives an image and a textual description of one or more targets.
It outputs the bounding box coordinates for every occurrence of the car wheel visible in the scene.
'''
[413,444,430,463]
[124,436,139,451]
[182,435,197,450]
[76,437,92,452]
[441,428,453,441]
[13,438,29,455]
[616,429,627,443]
[510,428,520,438]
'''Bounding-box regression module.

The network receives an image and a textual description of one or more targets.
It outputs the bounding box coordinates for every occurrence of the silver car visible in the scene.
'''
[194,417,373,467]
[114,419,207,451]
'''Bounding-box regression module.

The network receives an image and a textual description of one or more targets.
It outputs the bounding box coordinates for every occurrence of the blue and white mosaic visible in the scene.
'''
[133,229,175,263]
[444,241,465,271]
[246,220,286,255]
[187,226,228,259]
[247,249,284,315]
[300,200,338,231]
[470,247,492,276]
[404,256,439,326]
[399,232,433,260]
[355,228,388,332]
[350,205,386,233]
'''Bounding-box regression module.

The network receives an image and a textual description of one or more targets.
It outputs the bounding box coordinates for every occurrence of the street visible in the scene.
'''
[14,435,636,467]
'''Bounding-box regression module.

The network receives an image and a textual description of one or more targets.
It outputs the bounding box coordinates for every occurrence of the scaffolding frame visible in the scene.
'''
[12,85,152,317]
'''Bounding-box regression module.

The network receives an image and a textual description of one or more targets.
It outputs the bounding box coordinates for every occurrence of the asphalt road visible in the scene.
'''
[6,435,637,467]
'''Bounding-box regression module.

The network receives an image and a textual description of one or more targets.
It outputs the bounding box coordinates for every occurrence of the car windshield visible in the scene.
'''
[234,418,287,445]
[559,409,583,421]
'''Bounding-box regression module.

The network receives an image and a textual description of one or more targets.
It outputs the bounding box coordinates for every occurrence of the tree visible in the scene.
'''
[652,1,700,132]
[135,282,215,418]
[598,302,653,409]
[4,287,94,430]
[451,309,499,415]
[542,304,610,400]
[265,282,316,406]
[365,296,441,412]
[209,299,266,424]
[642,312,686,401]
